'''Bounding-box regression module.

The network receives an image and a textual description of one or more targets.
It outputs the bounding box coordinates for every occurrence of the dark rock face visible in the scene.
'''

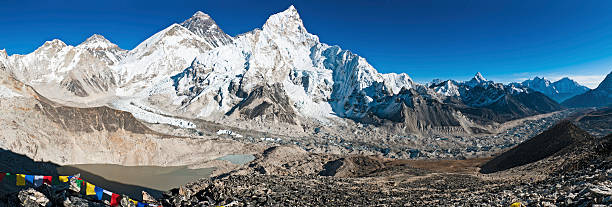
[319,156,385,177]
[459,91,563,124]
[180,11,233,48]
[34,98,156,134]
[480,120,594,173]
[563,71,612,108]
[227,84,298,124]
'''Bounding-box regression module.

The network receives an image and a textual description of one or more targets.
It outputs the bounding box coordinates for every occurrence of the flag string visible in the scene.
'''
[0,172,161,207]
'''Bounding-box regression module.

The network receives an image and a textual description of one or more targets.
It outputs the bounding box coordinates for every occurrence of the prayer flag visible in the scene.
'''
[4,173,15,184]
[43,176,52,185]
[34,175,43,187]
[0,173,4,182]
[103,189,112,196]
[137,202,145,207]
[59,176,69,183]
[25,175,34,184]
[86,182,96,195]
[95,186,104,200]
[16,174,25,186]
[110,193,120,206]
[52,176,60,185]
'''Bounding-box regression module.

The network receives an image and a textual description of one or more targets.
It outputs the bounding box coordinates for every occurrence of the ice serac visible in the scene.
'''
[563,71,612,107]
[180,11,233,47]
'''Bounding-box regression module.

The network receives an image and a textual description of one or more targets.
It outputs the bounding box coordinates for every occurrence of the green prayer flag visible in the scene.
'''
[52,176,60,185]
[4,173,15,184]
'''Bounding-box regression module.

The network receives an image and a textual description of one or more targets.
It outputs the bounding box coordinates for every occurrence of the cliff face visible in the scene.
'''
[35,98,156,134]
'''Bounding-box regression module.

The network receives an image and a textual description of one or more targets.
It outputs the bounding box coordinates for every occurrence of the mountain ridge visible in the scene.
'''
[562,71,612,108]
[0,6,566,136]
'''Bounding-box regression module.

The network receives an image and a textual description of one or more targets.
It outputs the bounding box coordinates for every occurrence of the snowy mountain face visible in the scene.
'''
[0,6,566,133]
[4,38,117,98]
[516,77,589,102]
[113,23,219,96]
[428,73,563,123]
[431,73,525,106]
[464,72,492,88]
[77,34,127,65]
[170,6,418,122]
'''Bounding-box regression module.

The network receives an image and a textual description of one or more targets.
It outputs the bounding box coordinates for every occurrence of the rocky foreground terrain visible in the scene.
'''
[2,121,611,206]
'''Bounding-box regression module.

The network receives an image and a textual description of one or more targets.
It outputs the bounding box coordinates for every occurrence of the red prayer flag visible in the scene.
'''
[110,193,120,206]
[0,173,5,182]
[43,176,52,185]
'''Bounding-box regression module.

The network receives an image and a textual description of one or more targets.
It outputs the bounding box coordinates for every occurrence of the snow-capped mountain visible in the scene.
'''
[170,5,418,123]
[180,11,233,47]
[513,77,589,102]
[0,6,565,134]
[464,72,492,88]
[563,71,612,107]
[112,23,216,95]
[77,34,127,65]
[429,72,563,123]
[3,37,117,99]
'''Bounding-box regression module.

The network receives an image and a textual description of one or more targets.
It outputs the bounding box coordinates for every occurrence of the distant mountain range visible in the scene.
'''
[511,77,590,102]
[562,71,612,108]
[428,73,563,124]
[0,5,599,136]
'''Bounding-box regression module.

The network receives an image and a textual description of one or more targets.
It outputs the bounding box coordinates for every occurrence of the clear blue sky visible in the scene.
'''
[1,0,611,88]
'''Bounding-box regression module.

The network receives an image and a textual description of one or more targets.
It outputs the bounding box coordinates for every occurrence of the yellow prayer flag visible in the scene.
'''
[16,174,25,186]
[59,176,69,183]
[130,199,137,205]
[86,182,96,195]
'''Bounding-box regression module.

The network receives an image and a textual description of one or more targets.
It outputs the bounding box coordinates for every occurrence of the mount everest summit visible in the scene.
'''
[0,6,575,135]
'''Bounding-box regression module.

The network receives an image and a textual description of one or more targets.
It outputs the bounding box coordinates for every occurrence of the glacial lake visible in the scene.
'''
[216,154,255,165]
[57,164,215,200]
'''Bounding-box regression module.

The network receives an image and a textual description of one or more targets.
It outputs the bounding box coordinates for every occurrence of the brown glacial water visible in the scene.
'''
[57,164,215,200]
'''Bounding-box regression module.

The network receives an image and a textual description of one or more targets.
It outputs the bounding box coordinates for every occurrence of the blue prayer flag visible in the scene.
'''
[25,175,34,184]
[94,186,104,200]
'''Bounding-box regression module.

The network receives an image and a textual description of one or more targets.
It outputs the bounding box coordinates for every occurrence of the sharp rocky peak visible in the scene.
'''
[473,72,487,82]
[180,11,232,47]
[596,71,612,90]
[263,5,308,35]
[192,11,211,19]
